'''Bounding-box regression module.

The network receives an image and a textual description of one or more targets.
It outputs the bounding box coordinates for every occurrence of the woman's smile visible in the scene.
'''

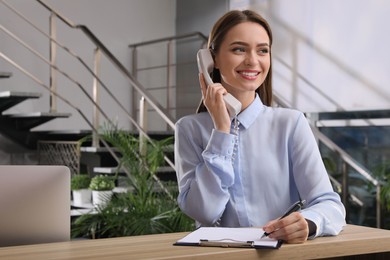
[237,69,260,80]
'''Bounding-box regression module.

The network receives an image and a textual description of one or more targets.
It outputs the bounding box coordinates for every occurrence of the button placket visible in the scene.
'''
[231,116,240,165]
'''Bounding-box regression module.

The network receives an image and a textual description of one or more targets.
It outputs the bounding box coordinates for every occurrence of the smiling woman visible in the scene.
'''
[214,21,271,106]
[174,9,346,244]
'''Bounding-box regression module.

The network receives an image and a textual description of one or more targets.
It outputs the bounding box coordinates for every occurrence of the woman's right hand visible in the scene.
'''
[199,73,231,133]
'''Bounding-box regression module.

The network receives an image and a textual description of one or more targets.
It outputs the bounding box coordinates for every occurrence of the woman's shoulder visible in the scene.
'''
[265,106,304,120]
[175,112,212,128]
[256,106,308,132]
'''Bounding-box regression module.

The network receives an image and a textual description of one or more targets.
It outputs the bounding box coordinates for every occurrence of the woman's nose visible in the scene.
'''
[244,51,257,65]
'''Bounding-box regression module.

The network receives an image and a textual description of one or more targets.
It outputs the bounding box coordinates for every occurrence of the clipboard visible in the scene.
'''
[174,227,282,249]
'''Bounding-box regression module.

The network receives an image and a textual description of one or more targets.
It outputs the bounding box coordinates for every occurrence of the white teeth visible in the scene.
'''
[240,71,258,77]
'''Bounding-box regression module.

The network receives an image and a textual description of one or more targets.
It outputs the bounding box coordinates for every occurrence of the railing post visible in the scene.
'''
[131,46,138,131]
[376,185,381,228]
[139,97,148,156]
[92,48,101,148]
[166,40,172,130]
[341,161,349,219]
[291,34,298,108]
[49,13,57,112]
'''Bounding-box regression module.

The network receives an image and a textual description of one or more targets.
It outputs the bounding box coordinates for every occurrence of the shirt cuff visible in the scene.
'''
[204,129,236,157]
[301,211,321,239]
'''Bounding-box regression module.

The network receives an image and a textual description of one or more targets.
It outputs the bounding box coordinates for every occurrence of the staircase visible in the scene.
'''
[1,0,176,181]
[0,88,175,180]
[316,109,390,173]
[314,110,390,227]
[0,77,174,179]
[0,90,71,149]
[0,71,73,149]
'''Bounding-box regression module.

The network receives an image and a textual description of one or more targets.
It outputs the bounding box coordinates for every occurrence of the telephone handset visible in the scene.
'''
[197,49,242,116]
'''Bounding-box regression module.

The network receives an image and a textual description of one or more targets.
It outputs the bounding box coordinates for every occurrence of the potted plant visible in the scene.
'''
[89,175,115,207]
[372,161,390,229]
[72,127,195,239]
[71,174,92,206]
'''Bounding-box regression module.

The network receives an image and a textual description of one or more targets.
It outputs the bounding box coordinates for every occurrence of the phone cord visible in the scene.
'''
[231,115,240,166]
[213,115,240,228]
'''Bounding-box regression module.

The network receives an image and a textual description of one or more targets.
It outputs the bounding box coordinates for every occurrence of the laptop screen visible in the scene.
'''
[0,165,70,247]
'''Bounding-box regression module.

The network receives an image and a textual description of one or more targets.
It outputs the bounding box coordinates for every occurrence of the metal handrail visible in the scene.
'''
[1,0,175,199]
[274,94,379,187]
[273,56,344,110]
[129,32,208,48]
[129,31,208,130]
[0,52,174,201]
[0,52,122,175]
[274,92,381,227]
[267,10,390,103]
[1,0,173,139]
[33,0,176,170]
[36,0,175,130]
[267,8,383,226]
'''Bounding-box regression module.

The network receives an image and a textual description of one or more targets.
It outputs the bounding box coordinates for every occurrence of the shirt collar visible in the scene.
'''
[236,94,265,129]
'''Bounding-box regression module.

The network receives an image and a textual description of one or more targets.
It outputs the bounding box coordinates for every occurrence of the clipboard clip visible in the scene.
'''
[199,239,254,248]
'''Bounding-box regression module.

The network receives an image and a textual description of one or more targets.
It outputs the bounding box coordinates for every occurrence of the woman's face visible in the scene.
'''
[214,21,270,95]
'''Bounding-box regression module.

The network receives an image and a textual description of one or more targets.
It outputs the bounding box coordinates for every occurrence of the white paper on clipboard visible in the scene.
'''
[174,227,282,249]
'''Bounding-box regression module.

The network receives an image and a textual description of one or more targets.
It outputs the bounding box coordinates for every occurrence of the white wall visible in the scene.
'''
[175,0,229,119]
[0,0,176,131]
[233,0,390,112]
[2,0,389,135]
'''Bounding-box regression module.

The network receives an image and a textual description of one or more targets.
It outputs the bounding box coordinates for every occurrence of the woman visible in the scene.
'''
[174,10,346,244]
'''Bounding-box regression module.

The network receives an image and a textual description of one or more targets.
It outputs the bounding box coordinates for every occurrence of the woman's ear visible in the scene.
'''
[210,49,219,69]
[213,55,219,69]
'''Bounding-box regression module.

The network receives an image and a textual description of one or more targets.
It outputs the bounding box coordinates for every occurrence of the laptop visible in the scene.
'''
[0,165,70,247]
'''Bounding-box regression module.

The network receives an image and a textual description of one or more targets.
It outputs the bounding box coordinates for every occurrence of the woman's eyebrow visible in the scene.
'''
[229,41,270,47]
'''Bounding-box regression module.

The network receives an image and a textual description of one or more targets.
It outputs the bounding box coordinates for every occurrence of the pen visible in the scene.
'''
[261,200,306,238]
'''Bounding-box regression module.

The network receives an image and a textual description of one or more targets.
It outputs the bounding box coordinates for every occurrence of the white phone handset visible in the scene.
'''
[197,49,242,116]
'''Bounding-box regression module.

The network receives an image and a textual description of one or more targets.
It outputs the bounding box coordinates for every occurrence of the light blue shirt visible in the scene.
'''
[175,95,346,238]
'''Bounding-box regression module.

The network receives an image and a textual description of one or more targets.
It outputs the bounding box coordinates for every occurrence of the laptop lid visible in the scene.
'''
[0,165,70,247]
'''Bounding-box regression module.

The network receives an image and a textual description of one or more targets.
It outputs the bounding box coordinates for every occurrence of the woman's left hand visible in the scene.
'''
[262,212,309,244]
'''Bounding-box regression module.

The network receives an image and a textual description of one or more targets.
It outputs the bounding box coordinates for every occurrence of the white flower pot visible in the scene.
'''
[92,190,113,207]
[72,189,92,206]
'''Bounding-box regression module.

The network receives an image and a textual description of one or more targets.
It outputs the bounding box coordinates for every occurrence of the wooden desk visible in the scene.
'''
[0,225,389,259]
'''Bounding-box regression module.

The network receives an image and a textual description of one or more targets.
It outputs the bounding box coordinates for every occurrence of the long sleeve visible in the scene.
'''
[175,115,236,225]
[289,113,346,237]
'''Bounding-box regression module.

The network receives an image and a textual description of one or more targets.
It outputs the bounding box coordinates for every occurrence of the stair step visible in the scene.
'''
[318,109,390,120]
[0,91,41,113]
[36,129,91,142]
[0,129,89,150]
[0,112,71,130]
[93,167,122,174]
[4,112,70,118]
[80,146,119,153]
[93,166,174,175]
[0,72,12,78]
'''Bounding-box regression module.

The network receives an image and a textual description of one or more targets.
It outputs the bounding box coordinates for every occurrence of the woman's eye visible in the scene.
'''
[232,47,245,53]
[258,48,269,54]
